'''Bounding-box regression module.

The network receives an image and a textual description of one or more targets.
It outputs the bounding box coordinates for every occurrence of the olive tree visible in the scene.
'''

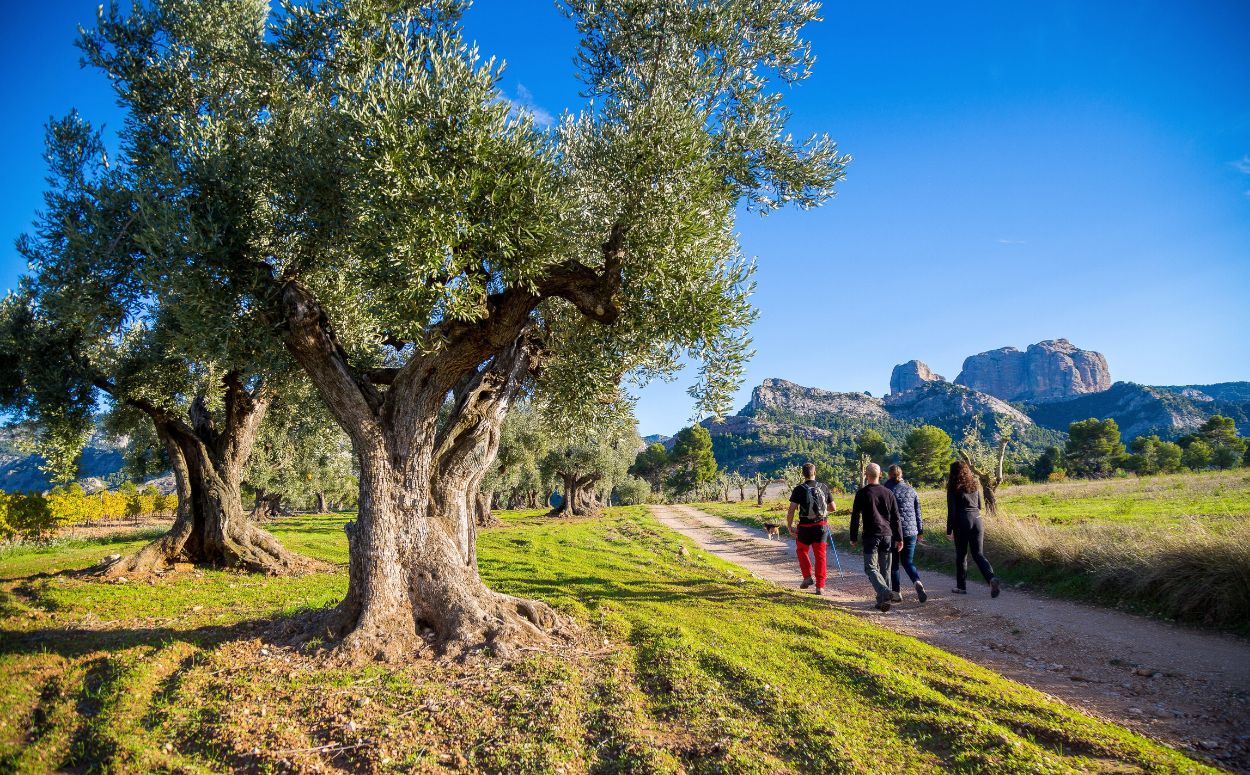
[245,391,357,517]
[540,412,638,517]
[79,0,846,658]
[483,402,553,518]
[0,115,317,577]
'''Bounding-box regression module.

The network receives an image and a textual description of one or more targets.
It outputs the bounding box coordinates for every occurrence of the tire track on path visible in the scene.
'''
[650,504,1250,772]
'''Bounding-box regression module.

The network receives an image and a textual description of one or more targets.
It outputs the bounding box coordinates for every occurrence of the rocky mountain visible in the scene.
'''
[955,339,1111,403]
[883,381,1032,425]
[689,336,1250,479]
[700,375,1062,479]
[889,360,945,394]
[1029,382,1250,440]
[0,427,129,493]
[742,378,888,421]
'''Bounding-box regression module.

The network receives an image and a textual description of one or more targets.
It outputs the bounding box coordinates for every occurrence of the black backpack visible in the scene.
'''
[800,481,828,521]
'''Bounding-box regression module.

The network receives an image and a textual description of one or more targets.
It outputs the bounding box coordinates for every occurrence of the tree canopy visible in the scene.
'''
[1065,418,1125,479]
[667,425,718,495]
[900,425,952,486]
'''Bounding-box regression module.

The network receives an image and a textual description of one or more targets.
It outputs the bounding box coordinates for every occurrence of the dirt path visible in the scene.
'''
[651,504,1250,772]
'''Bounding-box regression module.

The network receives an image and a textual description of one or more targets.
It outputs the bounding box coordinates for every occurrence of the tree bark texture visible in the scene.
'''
[550,471,602,517]
[252,489,287,521]
[280,279,586,659]
[101,377,322,578]
[315,491,329,514]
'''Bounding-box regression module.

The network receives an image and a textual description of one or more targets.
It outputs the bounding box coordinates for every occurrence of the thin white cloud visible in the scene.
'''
[997,238,1026,246]
[505,84,554,128]
[1231,155,1250,175]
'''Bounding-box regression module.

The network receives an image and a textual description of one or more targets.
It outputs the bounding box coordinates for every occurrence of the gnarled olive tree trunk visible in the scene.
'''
[251,489,287,521]
[550,471,602,517]
[101,379,321,578]
[281,282,581,659]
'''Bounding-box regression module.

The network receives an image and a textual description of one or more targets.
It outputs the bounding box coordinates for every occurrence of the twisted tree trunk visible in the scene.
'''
[281,281,575,659]
[315,491,329,514]
[551,471,602,517]
[101,379,321,578]
[252,489,286,521]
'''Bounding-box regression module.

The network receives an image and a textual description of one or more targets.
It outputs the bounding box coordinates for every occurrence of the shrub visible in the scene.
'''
[613,476,653,506]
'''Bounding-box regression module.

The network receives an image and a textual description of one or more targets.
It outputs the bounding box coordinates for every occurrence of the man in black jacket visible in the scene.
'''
[849,463,903,612]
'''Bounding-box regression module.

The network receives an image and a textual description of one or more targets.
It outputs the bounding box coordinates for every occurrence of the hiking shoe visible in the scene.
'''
[890,592,903,603]
[990,578,1001,598]
[799,577,814,589]
[876,600,892,612]
[814,587,825,596]
[951,587,967,594]
[915,581,928,603]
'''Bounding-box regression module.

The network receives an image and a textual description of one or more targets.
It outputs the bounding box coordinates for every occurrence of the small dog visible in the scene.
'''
[762,522,782,540]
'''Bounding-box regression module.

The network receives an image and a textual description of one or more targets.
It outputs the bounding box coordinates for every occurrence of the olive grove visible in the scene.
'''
[49,0,846,658]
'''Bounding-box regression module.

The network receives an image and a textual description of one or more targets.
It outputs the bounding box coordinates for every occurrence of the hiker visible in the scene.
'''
[945,460,1002,598]
[786,463,835,595]
[885,465,927,603]
[849,463,903,612]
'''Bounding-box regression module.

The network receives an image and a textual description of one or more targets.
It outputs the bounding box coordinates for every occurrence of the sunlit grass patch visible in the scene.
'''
[0,508,1215,773]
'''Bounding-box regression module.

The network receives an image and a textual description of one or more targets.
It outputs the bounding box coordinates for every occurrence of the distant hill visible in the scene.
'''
[0,425,130,493]
[1028,382,1250,440]
[701,378,1064,481]
[1160,382,1250,403]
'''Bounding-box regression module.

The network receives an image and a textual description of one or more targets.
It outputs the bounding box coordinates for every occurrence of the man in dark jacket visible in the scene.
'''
[849,463,903,611]
[786,462,835,595]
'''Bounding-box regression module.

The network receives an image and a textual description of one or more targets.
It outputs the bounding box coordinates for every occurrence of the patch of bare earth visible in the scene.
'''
[651,504,1250,772]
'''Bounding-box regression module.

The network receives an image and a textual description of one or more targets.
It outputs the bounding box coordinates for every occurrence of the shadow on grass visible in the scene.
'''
[0,615,287,660]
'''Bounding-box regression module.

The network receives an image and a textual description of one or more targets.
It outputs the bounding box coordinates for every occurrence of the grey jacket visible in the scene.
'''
[884,479,923,537]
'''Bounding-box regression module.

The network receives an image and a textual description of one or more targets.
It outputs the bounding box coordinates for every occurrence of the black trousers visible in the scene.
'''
[953,518,995,590]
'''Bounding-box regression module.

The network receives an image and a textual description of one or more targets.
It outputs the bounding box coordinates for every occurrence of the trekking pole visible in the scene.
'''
[826,532,844,579]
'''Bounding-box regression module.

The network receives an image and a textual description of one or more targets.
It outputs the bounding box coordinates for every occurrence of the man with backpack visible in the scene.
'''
[849,463,904,612]
[786,463,836,595]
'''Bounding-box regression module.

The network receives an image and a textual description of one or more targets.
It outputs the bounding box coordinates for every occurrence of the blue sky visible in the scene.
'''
[4,1,1249,437]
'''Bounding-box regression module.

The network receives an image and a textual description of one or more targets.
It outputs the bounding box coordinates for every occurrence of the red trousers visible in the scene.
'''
[796,539,827,588]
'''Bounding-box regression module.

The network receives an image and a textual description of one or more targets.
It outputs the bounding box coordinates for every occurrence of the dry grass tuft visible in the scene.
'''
[933,515,1250,631]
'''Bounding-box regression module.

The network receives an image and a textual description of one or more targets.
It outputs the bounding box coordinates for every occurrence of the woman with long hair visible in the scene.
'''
[945,460,1001,597]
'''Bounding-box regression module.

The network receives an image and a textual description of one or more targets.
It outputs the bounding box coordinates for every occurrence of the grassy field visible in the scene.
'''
[0,508,1215,773]
[696,469,1250,634]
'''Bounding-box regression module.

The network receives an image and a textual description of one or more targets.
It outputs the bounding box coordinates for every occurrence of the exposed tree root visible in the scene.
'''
[276,588,573,665]
[95,519,328,579]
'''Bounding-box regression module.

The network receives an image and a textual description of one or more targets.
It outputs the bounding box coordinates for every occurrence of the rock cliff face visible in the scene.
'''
[744,378,888,420]
[889,360,945,394]
[955,339,1110,403]
[883,382,1032,426]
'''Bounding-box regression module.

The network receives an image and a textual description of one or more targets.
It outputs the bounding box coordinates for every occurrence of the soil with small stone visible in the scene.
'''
[651,504,1250,772]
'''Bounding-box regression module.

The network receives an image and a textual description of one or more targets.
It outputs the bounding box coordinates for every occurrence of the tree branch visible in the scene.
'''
[279,279,385,445]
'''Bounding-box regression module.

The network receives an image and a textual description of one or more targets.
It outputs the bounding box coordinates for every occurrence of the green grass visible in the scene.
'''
[0,508,1214,773]
[919,469,1250,529]
[695,469,1250,634]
